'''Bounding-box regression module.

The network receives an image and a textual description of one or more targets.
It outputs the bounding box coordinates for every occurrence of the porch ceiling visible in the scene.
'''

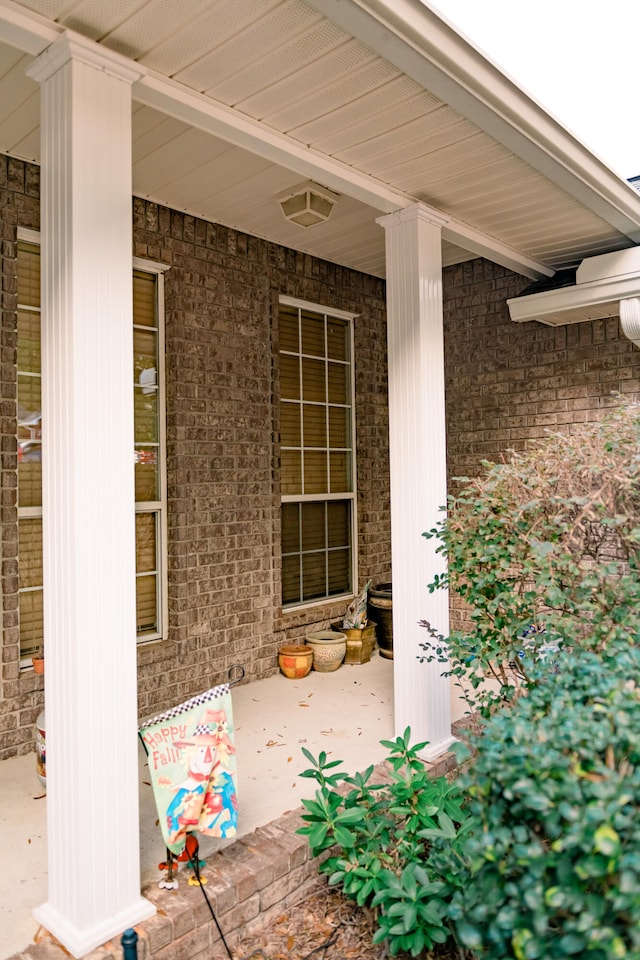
[1,0,640,280]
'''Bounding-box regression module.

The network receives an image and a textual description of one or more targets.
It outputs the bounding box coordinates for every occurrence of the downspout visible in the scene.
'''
[620,298,640,348]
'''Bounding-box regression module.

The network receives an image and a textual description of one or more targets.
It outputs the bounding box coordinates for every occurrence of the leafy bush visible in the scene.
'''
[297,729,472,956]
[440,641,640,959]
[420,402,640,715]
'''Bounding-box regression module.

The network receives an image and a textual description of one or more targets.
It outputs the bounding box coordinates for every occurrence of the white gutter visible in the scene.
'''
[308,0,640,245]
[507,248,640,335]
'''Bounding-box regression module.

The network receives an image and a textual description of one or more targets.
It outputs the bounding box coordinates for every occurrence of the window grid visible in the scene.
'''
[16,235,169,665]
[279,297,357,608]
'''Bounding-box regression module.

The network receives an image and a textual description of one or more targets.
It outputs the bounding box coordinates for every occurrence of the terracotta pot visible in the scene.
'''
[306,631,347,672]
[32,656,44,675]
[278,643,314,679]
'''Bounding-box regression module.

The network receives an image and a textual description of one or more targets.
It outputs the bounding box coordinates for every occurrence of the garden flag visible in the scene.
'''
[139,684,238,855]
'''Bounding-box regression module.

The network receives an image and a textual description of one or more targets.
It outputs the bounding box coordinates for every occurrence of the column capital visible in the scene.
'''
[26,30,145,85]
[376,201,449,232]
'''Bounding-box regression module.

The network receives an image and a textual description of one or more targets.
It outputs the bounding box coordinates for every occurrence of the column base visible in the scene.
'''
[417,734,458,764]
[34,896,156,958]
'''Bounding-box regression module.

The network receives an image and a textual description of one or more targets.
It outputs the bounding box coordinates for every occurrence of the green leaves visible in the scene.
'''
[298,732,471,957]
[420,402,640,718]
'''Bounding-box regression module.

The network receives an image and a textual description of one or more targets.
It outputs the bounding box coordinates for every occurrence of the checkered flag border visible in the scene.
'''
[139,683,230,732]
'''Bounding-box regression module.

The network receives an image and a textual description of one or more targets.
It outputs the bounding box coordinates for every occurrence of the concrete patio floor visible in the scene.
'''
[0,653,395,960]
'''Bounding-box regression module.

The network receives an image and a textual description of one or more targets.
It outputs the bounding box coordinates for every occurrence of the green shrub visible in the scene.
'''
[438,642,640,959]
[420,402,640,716]
[297,729,473,957]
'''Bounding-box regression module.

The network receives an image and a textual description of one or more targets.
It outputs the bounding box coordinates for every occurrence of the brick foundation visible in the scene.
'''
[9,751,458,960]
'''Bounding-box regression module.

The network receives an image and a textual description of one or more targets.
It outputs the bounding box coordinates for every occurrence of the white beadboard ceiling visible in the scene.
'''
[1,0,639,279]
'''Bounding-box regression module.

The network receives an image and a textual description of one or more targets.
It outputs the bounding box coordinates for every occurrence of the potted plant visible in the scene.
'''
[32,650,44,674]
[331,580,377,664]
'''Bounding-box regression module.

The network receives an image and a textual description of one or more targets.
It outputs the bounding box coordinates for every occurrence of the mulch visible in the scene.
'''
[233,880,460,960]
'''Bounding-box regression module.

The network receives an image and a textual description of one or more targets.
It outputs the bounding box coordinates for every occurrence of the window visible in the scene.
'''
[16,233,168,662]
[279,297,357,607]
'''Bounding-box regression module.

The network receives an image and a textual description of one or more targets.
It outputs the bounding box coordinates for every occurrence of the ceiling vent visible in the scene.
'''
[278,181,339,228]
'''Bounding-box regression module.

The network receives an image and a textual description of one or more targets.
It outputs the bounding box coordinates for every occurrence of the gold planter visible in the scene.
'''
[331,621,377,664]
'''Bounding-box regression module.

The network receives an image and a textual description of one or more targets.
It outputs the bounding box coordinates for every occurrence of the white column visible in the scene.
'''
[26,35,155,957]
[377,204,455,761]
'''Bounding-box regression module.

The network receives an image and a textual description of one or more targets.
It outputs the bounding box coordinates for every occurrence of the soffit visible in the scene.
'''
[1,0,638,280]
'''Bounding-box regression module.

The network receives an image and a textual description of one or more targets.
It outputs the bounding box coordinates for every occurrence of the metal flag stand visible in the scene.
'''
[138,665,245,960]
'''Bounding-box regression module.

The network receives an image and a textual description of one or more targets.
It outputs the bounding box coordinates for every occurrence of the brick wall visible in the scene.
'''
[3,154,640,758]
[0,156,42,759]
[0,157,390,756]
[132,197,391,720]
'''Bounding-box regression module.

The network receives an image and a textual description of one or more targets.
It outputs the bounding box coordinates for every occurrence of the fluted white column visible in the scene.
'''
[27,34,155,956]
[377,204,455,760]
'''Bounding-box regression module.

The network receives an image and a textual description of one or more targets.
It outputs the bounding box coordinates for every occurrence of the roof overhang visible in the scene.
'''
[507,247,640,326]
[2,0,640,282]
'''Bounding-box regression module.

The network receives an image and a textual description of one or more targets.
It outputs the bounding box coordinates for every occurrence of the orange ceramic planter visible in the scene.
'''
[278,643,314,679]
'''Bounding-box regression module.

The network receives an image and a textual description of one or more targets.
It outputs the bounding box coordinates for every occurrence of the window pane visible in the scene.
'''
[136,512,157,574]
[327,500,350,548]
[327,362,348,404]
[282,554,301,605]
[329,407,349,447]
[328,548,351,595]
[133,271,156,327]
[281,450,302,494]
[304,451,327,494]
[280,355,300,400]
[302,501,325,551]
[17,310,41,373]
[302,358,325,402]
[281,502,300,553]
[134,328,157,378]
[18,375,42,508]
[302,552,326,601]
[279,304,299,352]
[135,449,158,500]
[327,318,348,362]
[134,387,158,443]
[303,404,326,448]
[19,590,43,658]
[279,300,354,608]
[19,518,43,588]
[136,508,159,635]
[301,310,324,357]
[17,242,40,308]
[330,452,350,492]
[136,575,158,636]
[281,402,301,448]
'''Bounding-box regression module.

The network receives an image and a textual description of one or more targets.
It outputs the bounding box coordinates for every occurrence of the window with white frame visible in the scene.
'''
[16,234,168,662]
[279,297,357,607]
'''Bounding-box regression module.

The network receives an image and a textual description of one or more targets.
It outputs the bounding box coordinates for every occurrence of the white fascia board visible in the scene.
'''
[0,0,61,55]
[307,0,640,245]
[444,220,553,279]
[0,0,553,278]
[507,273,640,326]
